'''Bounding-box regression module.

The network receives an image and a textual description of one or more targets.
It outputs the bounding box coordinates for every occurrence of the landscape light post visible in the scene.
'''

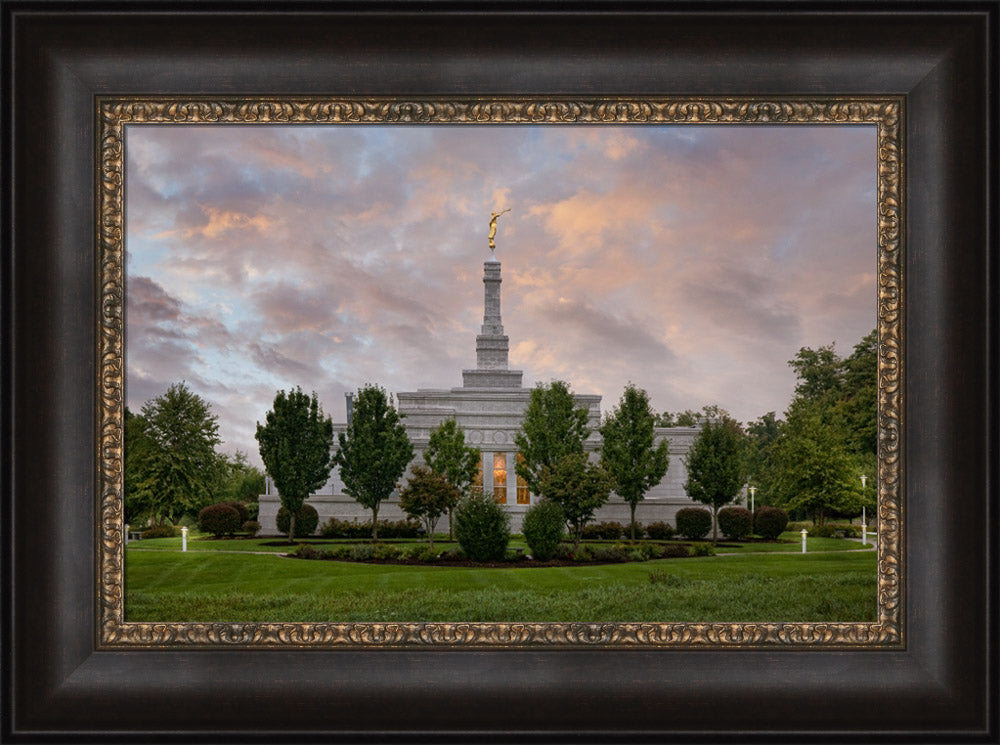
[748,485,756,515]
[181,525,188,552]
[860,474,868,546]
[801,528,808,553]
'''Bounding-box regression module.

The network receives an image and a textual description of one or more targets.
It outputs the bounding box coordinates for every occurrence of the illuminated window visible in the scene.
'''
[493,452,507,504]
[516,453,530,504]
[471,456,483,496]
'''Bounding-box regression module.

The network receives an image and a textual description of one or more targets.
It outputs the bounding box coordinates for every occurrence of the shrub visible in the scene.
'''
[553,543,575,561]
[372,543,402,561]
[198,503,242,536]
[242,520,261,536]
[326,544,353,560]
[522,500,565,560]
[140,524,177,539]
[572,544,594,562]
[276,504,320,538]
[348,544,375,561]
[717,507,753,541]
[675,507,712,540]
[454,492,510,561]
[754,506,789,540]
[439,546,467,561]
[691,543,716,557]
[319,517,421,539]
[662,543,692,558]
[294,544,320,560]
[645,521,675,541]
[378,519,422,539]
[803,524,836,538]
[590,544,630,562]
[223,501,251,524]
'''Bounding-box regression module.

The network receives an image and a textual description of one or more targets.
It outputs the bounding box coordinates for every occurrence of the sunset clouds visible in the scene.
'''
[126,123,876,465]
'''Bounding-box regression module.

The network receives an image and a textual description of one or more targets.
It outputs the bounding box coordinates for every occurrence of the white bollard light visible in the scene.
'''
[181,526,188,552]
[801,528,808,553]
[124,523,129,546]
[862,522,868,546]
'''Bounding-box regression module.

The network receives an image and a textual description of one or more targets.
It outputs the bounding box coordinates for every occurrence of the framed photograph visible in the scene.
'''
[4,2,996,741]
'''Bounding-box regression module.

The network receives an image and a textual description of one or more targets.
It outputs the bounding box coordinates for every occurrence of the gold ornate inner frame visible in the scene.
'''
[97,96,903,648]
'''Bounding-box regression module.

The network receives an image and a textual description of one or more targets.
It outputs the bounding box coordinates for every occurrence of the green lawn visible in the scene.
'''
[125,544,877,623]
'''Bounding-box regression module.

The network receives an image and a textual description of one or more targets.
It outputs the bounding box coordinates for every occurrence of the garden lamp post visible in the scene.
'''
[860,474,868,546]
[748,485,756,514]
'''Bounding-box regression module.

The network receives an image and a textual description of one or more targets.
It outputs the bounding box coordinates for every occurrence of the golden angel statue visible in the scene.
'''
[488,208,511,250]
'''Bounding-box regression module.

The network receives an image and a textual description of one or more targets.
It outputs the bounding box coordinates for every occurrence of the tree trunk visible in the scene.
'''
[288,512,296,544]
[712,506,719,545]
[448,507,454,541]
[629,503,637,542]
[427,518,434,550]
[371,503,379,542]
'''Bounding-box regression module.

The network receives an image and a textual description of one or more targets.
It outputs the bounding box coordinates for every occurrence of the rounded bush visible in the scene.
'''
[141,524,177,539]
[242,520,260,536]
[454,492,510,561]
[198,503,242,536]
[717,506,753,540]
[223,501,250,524]
[522,499,565,561]
[645,521,675,541]
[276,504,319,538]
[675,507,712,540]
[753,506,789,540]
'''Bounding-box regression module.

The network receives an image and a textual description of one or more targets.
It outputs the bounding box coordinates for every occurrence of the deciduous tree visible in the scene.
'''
[398,465,461,549]
[256,387,334,543]
[514,381,590,496]
[333,384,414,541]
[424,418,480,539]
[599,384,670,540]
[684,417,746,544]
[538,453,612,549]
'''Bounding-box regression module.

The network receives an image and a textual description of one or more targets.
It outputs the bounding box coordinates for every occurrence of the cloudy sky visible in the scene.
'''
[125,123,876,467]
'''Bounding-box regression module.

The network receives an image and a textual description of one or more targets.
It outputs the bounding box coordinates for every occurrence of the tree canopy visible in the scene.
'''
[538,453,612,549]
[255,387,335,542]
[683,417,746,543]
[599,384,670,540]
[333,384,414,540]
[424,418,480,539]
[126,383,222,526]
[514,381,591,496]
[398,465,461,549]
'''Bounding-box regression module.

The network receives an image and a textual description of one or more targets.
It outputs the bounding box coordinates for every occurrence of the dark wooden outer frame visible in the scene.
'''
[2,3,996,742]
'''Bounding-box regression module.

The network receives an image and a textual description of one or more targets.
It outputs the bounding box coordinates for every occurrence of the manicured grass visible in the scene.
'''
[125,548,877,623]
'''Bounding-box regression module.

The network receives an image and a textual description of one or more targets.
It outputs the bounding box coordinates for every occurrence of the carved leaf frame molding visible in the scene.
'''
[97,96,903,649]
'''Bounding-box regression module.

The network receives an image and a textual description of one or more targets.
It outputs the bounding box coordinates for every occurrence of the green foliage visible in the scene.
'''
[140,524,177,539]
[684,417,747,542]
[645,521,675,541]
[691,543,716,557]
[656,404,730,428]
[675,507,712,540]
[744,411,784,505]
[276,504,319,538]
[256,387,334,542]
[213,451,266,506]
[242,520,261,536]
[717,507,753,541]
[333,385,414,540]
[424,418,481,539]
[454,492,511,561]
[522,499,565,560]
[398,465,462,549]
[514,381,591,496]
[753,506,788,540]
[771,403,864,526]
[222,501,250,524]
[319,518,421,539]
[198,503,242,536]
[127,384,222,526]
[582,521,626,540]
[537,453,612,549]
[599,384,671,540]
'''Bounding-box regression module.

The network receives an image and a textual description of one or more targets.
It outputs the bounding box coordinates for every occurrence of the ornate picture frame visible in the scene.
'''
[99,96,902,649]
[4,4,995,741]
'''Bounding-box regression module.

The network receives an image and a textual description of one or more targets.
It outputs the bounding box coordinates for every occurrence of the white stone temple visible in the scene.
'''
[259,247,704,535]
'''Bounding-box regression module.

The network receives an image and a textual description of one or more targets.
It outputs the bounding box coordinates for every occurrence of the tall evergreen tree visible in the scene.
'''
[599,384,670,540]
[684,417,746,544]
[514,381,590,496]
[132,382,221,526]
[333,384,414,541]
[256,387,334,543]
